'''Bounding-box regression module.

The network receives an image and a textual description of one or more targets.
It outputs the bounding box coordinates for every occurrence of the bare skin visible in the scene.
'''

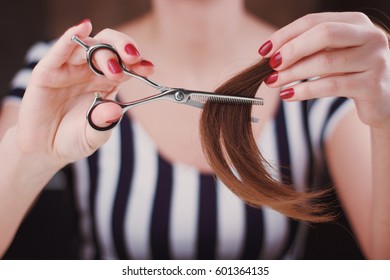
[116,4,278,173]
[0,0,389,258]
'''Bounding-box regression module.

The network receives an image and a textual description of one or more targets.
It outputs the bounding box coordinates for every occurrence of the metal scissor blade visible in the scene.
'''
[183,94,259,123]
[184,99,205,109]
[188,92,264,105]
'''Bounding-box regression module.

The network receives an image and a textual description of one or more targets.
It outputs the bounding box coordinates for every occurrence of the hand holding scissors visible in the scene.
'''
[72,35,263,131]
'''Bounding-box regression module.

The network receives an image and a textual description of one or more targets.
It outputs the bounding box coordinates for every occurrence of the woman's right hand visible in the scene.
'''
[14,20,154,167]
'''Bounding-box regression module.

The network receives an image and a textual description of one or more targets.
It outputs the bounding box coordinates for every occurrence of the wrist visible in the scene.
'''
[1,126,64,189]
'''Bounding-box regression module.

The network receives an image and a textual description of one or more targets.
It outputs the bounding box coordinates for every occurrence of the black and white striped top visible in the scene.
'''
[6,41,353,260]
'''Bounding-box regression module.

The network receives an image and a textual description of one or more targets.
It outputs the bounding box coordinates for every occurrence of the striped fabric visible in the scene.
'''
[4,41,354,260]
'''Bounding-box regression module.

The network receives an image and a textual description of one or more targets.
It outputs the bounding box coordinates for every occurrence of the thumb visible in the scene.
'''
[85,102,123,149]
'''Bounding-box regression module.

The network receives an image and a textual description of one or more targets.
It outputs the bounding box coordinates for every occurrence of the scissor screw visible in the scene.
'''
[174,91,185,101]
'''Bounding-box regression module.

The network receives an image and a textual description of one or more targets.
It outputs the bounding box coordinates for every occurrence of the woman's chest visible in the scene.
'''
[76,130,299,259]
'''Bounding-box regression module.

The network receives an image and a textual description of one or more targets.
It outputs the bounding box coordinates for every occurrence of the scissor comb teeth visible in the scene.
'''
[190,93,263,105]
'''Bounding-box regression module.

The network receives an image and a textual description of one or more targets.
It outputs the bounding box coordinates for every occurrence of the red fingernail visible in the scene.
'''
[75,18,91,27]
[125,44,140,56]
[270,52,282,69]
[264,71,278,85]
[108,58,122,74]
[140,60,154,67]
[258,40,273,56]
[280,88,294,99]
[106,117,121,124]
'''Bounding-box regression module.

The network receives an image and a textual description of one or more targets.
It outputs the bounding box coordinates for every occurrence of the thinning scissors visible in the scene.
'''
[71,35,263,131]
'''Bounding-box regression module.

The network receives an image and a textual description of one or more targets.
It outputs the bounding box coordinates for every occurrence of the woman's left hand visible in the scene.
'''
[259,12,390,129]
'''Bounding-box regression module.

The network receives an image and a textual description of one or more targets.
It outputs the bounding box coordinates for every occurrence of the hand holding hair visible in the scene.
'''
[200,12,390,223]
[200,59,333,222]
[258,12,390,128]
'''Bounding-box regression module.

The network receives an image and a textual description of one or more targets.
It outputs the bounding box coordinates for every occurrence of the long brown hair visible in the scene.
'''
[199,59,333,222]
[199,18,390,223]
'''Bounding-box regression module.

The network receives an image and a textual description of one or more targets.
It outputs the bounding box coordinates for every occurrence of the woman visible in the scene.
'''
[0,0,389,259]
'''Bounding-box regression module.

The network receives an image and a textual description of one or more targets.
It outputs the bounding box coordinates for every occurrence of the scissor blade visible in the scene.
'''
[185,99,205,109]
[184,94,259,123]
[188,92,263,105]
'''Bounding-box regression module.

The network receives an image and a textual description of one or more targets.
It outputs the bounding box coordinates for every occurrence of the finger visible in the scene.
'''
[258,12,373,57]
[94,28,142,65]
[265,47,369,88]
[269,22,370,70]
[130,59,155,77]
[89,101,123,128]
[278,72,368,102]
[87,46,126,81]
[85,101,123,149]
[78,29,147,81]
[86,51,155,82]
[39,19,93,69]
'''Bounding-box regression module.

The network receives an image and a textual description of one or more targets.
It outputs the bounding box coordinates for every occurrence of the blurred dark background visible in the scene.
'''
[1,0,390,98]
[1,0,389,259]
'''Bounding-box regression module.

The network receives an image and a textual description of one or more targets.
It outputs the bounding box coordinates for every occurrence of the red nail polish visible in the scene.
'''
[108,58,122,74]
[106,117,121,124]
[75,18,91,26]
[125,44,140,56]
[264,71,278,85]
[270,52,282,69]
[140,60,154,67]
[258,40,273,56]
[280,88,294,99]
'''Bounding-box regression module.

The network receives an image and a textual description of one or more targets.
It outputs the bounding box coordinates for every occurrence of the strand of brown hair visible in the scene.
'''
[199,59,335,222]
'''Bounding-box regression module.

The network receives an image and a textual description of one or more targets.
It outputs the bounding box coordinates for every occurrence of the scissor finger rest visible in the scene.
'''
[72,36,264,132]
[72,36,123,77]
[86,94,124,131]
[72,35,164,89]
[87,44,121,76]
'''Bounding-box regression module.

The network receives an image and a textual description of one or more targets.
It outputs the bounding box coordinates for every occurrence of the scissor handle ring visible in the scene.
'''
[86,44,123,76]
[86,98,122,131]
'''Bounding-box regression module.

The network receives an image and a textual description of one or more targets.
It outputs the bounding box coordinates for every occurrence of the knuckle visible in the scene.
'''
[283,67,293,80]
[299,84,314,100]
[327,78,340,93]
[370,28,389,48]
[99,28,114,35]
[376,53,389,70]
[95,28,118,40]
[318,52,335,68]
[345,77,360,92]
[350,12,372,25]
[367,70,385,93]
[284,42,296,58]
[319,22,339,41]
[278,68,293,85]
[301,13,319,27]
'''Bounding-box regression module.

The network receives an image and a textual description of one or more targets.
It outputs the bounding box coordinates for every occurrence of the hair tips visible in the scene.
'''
[199,58,335,222]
